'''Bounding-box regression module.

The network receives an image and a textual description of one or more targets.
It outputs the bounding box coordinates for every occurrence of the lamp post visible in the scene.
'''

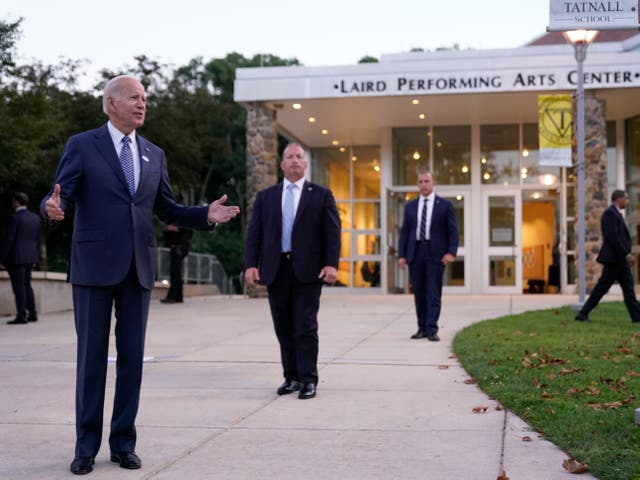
[562,29,598,307]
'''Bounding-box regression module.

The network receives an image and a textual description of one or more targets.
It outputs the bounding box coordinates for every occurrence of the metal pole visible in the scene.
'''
[575,42,587,306]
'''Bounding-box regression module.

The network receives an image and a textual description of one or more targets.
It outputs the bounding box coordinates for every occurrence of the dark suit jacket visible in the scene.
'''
[0,208,41,266]
[597,204,631,264]
[398,195,459,264]
[40,124,211,290]
[244,180,341,285]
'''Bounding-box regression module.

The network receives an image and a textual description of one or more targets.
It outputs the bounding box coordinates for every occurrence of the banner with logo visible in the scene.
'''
[549,0,640,31]
[539,95,573,166]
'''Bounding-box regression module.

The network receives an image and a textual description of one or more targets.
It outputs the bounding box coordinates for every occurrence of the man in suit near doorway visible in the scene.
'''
[398,169,459,341]
[0,192,41,324]
[575,189,640,323]
[244,142,341,400]
[41,75,240,475]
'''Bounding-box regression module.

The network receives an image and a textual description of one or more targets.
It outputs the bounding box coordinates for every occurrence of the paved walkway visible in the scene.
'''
[0,293,600,479]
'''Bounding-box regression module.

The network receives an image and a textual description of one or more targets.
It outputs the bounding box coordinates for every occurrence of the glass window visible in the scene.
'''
[355,233,380,256]
[312,148,350,199]
[481,125,519,185]
[432,126,471,185]
[353,202,380,230]
[353,146,381,198]
[522,123,561,186]
[489,196,515,247]
[625,117,640,248]
[489,256,517,286]
[444,259,465,286]
[356,260,381,288]
[336,202,351,229]
[392,127,429,185]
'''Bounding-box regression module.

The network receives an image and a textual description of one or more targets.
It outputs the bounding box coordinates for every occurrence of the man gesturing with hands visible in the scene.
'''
[42,74,239,475]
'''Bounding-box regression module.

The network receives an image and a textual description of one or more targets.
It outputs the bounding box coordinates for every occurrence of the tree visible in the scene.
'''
[0,17,22,77]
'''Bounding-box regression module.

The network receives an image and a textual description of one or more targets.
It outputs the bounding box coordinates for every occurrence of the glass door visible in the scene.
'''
[482,190,522,294]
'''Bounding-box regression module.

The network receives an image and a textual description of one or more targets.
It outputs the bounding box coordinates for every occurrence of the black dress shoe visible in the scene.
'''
[7,317,28,324]
[298,383,316,399]
[427,333,440,342]
[411,330,428,339]
[277,379,302,395]
[70,456,94,475]
[574,313,590,322]
[110,451,141,469]
[28,316,38,322]
[161,298,177,304]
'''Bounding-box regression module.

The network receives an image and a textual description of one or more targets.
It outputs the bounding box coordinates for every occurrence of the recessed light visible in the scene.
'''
[412,99,420,105]
[308,117,316,123]
[292,103,302,110]
[321,129,329,135]
[418,113,426,119]
[332,140,339,145]
[339,147,346,152]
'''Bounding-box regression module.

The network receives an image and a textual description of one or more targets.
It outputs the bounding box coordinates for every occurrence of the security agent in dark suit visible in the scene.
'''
[244,143,341,400]
[398,170,459,341]
[0,192,41,324]
[41,75,240,475]
[575,189,640,323]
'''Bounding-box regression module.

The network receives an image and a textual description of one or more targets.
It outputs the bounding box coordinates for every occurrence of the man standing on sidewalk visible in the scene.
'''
[1,192,41,324]
[244,143,341,400]
[398,169,458,341]
[575,189,640,323]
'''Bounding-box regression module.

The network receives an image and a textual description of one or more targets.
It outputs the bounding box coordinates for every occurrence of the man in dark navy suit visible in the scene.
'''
[398,170,458,342]
[575,189,640,323]
[41,75,240,475]
[244,143,341,400]
[0,192,41,324]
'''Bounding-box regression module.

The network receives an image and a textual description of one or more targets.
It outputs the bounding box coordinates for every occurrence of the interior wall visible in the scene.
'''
[521,201,555,288]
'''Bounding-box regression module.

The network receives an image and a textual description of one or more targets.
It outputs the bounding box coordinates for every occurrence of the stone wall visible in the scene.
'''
[245,102,278,298]
[575,93,608,292]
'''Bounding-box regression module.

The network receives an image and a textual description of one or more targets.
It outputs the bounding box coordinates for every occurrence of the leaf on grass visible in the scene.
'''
[541,391,557,399]
[622,394,635,405]
[562,458,589,474]
[588,401,622,410]
[496,469,510,480]
[473,405,489,413]
[464,378,477,384]
[584,384,600,395]
[558,367,583,376]
[566,387,580,396]
[626,370,640,377]
[522,435,532,442]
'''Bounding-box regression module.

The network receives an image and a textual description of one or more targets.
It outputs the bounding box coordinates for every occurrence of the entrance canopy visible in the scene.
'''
[235,37,640,147]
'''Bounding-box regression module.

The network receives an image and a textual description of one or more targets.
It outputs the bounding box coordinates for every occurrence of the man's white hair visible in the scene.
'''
[102,75,139,115]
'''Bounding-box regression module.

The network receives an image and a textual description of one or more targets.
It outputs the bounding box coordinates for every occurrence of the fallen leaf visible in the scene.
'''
[438,365,449,370]
[522,436,532,442]
[473,405,489,413]
[496,470,510,480]
[562,458,589,474]
[464,378,477,384]
[495,404,505,411]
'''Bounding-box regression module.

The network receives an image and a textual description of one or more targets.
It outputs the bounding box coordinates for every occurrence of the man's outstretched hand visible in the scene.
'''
[207,194,240,224]
[45,184,64,221]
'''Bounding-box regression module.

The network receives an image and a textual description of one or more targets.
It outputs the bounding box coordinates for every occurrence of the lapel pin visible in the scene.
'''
[142,155,149,162]
[308,187,313,191]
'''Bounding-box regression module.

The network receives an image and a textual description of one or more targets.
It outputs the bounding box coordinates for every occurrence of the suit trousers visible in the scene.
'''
[7,264,36,320]
[267,254,322,384]
[581,262,640,322]
[72,262,150,458]
[409,241,445,335]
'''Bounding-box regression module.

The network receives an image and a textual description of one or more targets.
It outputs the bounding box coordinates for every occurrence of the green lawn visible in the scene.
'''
[452,302,640,480]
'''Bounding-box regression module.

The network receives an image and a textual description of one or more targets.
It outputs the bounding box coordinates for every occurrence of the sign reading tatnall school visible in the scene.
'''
[324,67,640,98]
[548,0,639,31]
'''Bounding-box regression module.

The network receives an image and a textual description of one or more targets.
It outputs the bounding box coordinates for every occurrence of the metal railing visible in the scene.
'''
[156,247,229,294]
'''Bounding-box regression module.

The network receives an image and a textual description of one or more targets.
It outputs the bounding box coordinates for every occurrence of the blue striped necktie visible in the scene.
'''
[120,136,136,196]
[419,198,428,241]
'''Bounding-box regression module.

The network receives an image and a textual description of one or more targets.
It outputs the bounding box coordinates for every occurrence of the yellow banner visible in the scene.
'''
[538,95,572,166]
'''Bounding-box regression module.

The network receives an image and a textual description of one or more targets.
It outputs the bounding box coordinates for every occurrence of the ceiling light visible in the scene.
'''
[483,172,490,180]
[373,165,381,172]
[332,140,339,145]
[292,103,302,110]
[339,147,346,152]
[321,129,329,135]
[538,173,558,185]
[481,156,487,164]
[456,195,462,201]
[412,151,421,160]
[522,148,529,157]
[351,155,357,161]
[308,117,316,123]
[461,165,469,173]
[412,99,420,105]
[418,113,426,120]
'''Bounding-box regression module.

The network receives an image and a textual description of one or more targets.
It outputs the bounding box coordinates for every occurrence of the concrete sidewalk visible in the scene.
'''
[0,293,598,480]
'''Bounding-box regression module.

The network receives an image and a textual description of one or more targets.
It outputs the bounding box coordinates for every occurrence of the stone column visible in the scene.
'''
[245,102,278,297]
[574,93,607,292]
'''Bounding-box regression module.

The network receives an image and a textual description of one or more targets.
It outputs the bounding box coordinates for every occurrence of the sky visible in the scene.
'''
[3,0,550,89]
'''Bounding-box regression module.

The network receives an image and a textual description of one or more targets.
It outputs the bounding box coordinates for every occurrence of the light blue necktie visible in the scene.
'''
[120,136,136,196]
[282,183,295,252]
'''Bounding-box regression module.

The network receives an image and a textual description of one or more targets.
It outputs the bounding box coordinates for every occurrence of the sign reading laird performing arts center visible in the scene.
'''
[548,0,639,30]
